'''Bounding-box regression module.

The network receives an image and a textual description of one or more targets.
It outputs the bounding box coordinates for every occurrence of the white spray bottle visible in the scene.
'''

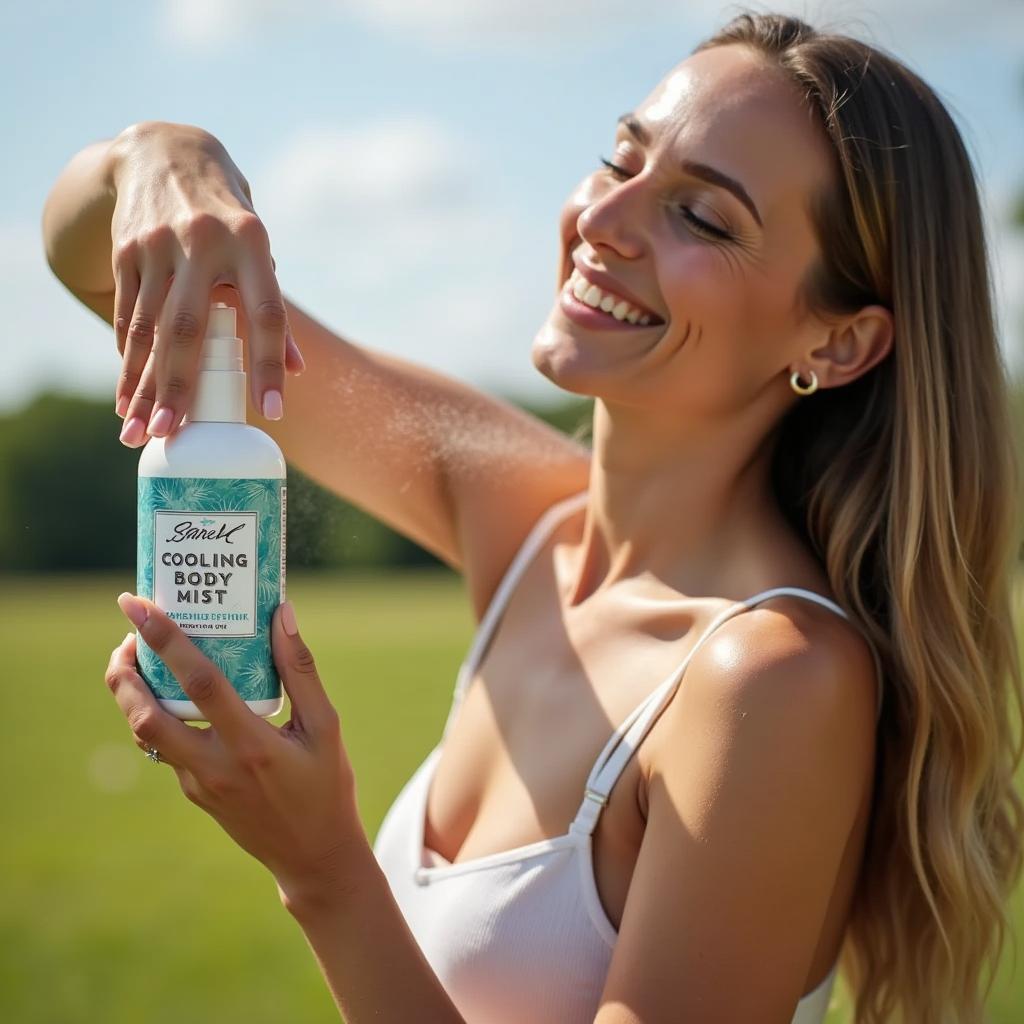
[135,301,286,720]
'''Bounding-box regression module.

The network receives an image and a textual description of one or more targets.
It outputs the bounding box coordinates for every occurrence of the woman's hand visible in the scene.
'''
[108,120,305,446]
[105,594,370,912]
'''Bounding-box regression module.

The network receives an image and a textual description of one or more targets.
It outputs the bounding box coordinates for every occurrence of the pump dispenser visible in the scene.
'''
[135,301,287,720]
[184,303,247,423]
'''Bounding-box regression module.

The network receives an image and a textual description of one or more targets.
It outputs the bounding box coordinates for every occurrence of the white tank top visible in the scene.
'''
[373,490,883,1023]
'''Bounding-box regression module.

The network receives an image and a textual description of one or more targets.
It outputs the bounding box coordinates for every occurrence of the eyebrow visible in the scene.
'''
[616,112,764,229]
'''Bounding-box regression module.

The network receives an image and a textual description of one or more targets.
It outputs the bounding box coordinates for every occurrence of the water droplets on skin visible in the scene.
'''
[327,362,589,485]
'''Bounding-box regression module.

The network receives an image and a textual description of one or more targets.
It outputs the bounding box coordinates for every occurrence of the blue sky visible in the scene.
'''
[6,0,1023,413]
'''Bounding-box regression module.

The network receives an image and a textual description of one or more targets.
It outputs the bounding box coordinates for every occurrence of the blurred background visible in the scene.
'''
[2,0,1023,1020]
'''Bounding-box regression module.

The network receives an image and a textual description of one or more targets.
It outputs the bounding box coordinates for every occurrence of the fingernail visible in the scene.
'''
[117,592,149,629]
[122,630,135,646]
[148,405,174,437]
[119,416,146,446]
[280,600,298,636]
[262,389,283,420]
[115,394,129,418]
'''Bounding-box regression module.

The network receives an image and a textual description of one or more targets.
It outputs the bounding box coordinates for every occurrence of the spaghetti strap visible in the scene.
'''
[741,586,847,618]
[570,586,885,837]
[440,489,589,743]
[740,587,885,723]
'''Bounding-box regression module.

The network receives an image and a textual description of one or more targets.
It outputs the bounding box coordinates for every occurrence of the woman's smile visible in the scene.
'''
[558,275,667,333]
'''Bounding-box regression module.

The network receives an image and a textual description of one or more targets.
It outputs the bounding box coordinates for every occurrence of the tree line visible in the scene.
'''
[0,389,593,572]
[4,374,1024,573]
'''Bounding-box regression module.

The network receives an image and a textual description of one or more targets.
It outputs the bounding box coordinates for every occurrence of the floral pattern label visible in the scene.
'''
[137,476,286,703]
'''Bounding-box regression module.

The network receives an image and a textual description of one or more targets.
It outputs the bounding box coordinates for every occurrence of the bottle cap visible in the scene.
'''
[201,302,243,372]
[182,302,247,424]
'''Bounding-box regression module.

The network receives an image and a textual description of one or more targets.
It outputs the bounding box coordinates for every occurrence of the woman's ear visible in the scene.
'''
[801,304,894,389]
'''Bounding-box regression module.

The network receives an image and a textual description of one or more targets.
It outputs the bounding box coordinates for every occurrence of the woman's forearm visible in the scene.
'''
[284,839,466,1023]
[41,131,128,294]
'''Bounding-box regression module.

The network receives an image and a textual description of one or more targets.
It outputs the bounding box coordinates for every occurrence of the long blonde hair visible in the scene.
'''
[688,10,1024,1022]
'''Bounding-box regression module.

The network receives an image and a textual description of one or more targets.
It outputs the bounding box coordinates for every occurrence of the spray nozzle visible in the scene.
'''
[201,302,243,372]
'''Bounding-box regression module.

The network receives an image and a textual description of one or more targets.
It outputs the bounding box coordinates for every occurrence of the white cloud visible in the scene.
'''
[338,0,683,44]
[253,120,515,288]
[160,0,681,51]
[246,119,559,397]
[160,0,1024,52]
[346,0,1024,47]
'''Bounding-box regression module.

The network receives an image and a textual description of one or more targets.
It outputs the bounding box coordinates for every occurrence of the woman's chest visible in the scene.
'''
[424,583,702,931]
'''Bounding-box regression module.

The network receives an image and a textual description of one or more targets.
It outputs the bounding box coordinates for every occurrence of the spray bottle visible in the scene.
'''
[135,301,286,720]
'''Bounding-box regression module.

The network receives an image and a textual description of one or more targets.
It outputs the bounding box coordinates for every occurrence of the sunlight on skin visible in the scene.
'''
[646,68,690,124]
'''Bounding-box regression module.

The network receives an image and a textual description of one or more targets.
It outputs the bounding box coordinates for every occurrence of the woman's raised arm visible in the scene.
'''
[42,123,591,613]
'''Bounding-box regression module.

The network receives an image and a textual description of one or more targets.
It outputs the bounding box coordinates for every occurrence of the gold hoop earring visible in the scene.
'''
[790,369,819,396]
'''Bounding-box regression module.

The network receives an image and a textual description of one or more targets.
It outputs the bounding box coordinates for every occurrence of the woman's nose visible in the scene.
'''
[576,178,646,260]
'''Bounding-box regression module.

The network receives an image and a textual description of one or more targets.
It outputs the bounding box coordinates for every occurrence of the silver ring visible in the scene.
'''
[143,744,163,764]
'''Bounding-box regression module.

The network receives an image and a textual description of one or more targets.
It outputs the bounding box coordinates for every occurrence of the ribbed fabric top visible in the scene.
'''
[373,489,883,1022]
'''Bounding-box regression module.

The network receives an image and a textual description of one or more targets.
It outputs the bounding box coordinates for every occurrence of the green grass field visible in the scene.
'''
[2,570,1022,1022]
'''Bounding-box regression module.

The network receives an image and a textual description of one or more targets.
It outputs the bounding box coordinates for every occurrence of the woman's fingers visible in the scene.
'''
[111,228,292,437]
[116,592,277,754]
[112,243,298,444]
[107,126,292,445]
[116,304,156,426]
[118,348,156,444]
[235,239,287,420]
[146,264,218,438]
[271,601,339,740]
[105,631,210,770]
[117,300,301,439]
[112,249,140,417]
[118,263,172,444]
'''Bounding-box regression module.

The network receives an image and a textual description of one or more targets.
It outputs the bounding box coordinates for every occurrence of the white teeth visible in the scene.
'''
[567,269,657,325]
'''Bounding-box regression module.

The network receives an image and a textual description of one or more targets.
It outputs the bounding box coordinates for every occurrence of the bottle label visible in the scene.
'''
[136,476,286,704]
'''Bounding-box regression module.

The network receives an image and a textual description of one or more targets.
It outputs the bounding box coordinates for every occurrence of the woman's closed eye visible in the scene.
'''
[597,156,733,241]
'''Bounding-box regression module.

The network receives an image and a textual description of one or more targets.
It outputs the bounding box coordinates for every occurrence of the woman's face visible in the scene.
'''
[532,42,839,419]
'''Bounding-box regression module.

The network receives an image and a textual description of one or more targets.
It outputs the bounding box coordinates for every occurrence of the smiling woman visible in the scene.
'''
[45,6,1024,1024]
[479,11,1023,1024]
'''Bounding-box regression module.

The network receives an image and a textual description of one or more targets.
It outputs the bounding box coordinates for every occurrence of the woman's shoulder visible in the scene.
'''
[648,580,880,793]
[724,586,879,703]
[720,516,881,720]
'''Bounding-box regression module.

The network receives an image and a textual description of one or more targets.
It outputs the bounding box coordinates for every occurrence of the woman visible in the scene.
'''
[43,10,1023,1023]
